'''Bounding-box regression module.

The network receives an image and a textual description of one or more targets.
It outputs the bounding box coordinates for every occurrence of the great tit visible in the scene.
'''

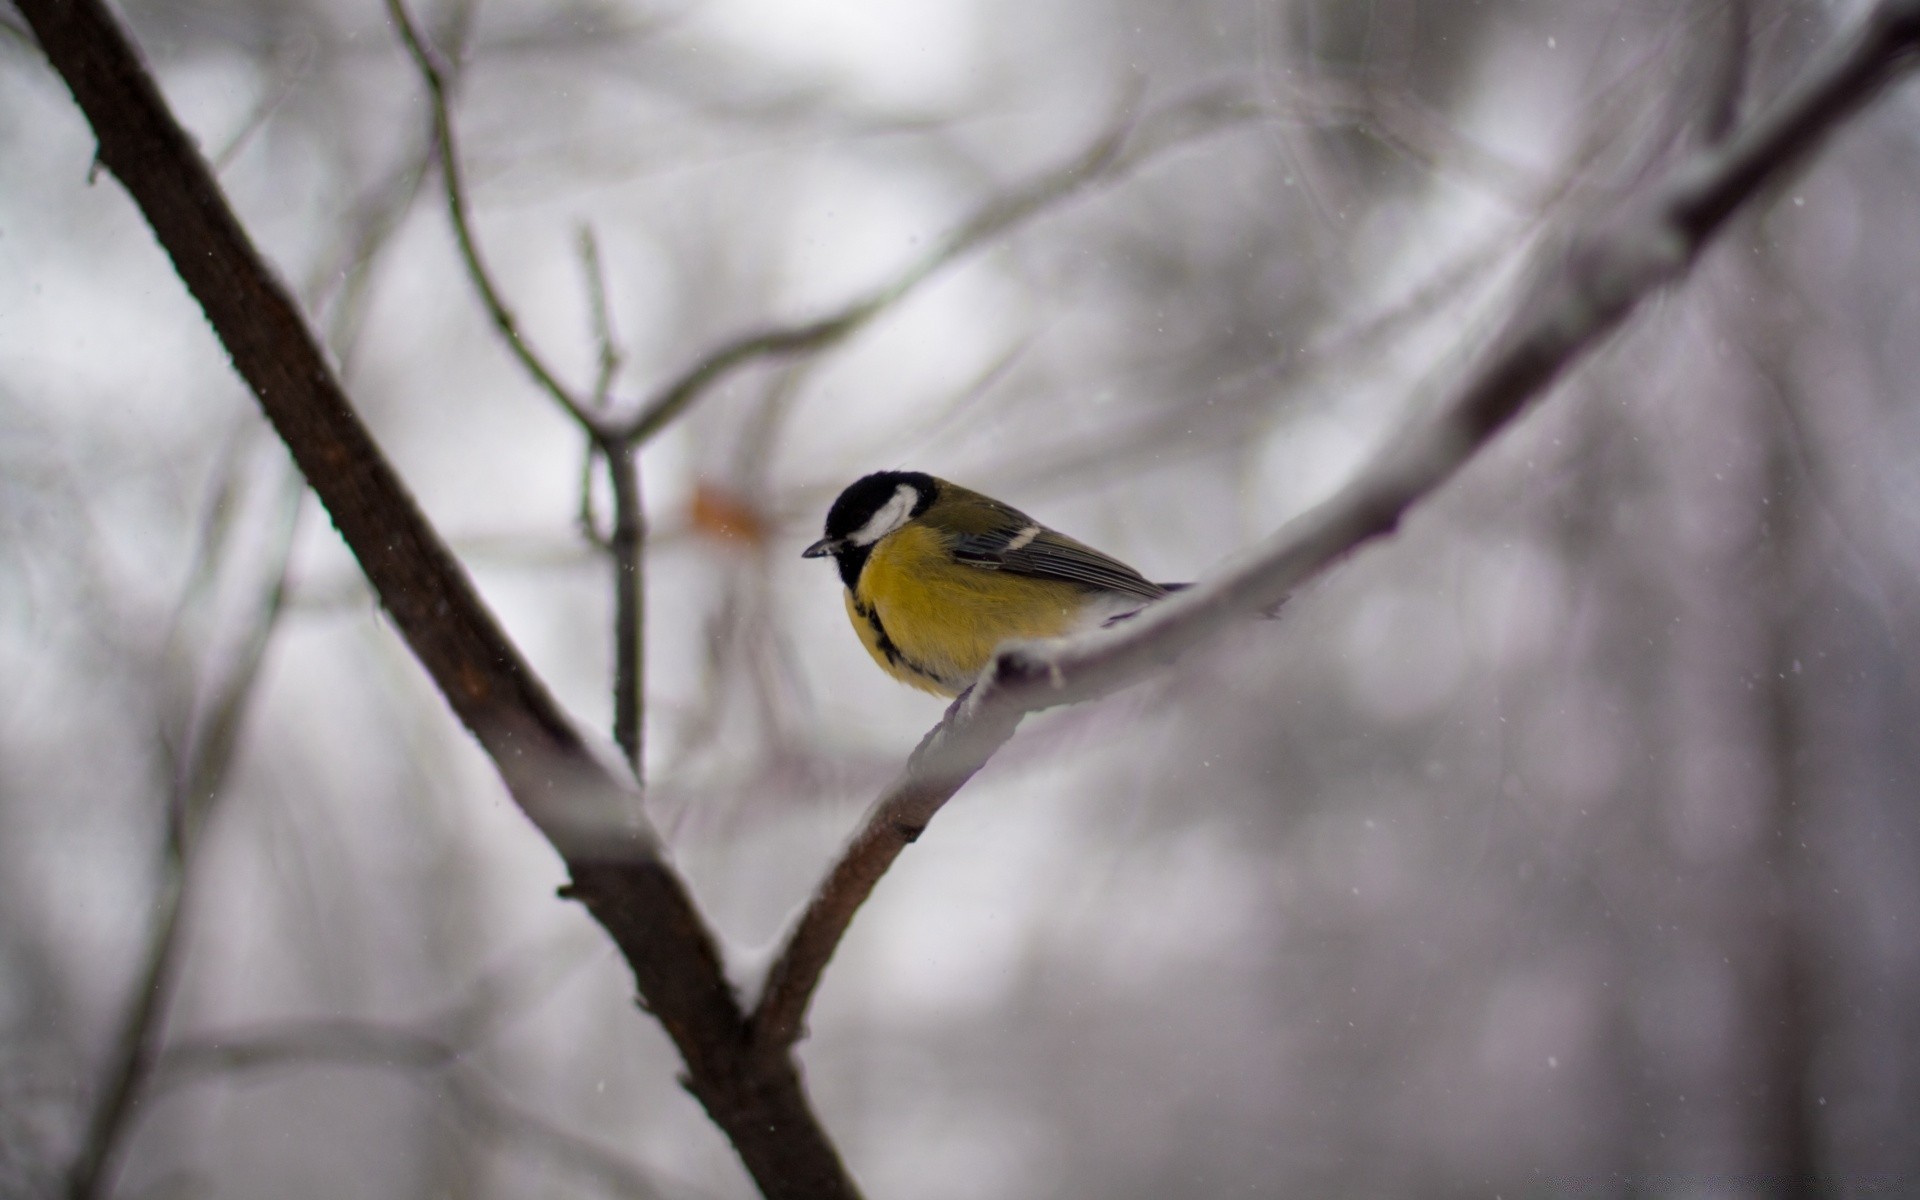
[803,471,1183,696]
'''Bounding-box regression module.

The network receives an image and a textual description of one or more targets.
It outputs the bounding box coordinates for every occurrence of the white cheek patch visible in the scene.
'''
[850,483,920,546]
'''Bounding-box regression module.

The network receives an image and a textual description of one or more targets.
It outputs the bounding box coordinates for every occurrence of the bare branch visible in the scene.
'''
[611,84,1263,446]
[27,0,608,837]
[748,0,1920,1053]
[391,7,643,784]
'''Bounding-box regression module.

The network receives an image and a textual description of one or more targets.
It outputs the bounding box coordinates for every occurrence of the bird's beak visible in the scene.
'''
[801,536,840,559]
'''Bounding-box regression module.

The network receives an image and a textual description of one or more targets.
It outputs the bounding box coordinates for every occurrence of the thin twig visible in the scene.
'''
[386,0,607,434]
[157,1021,679,1200]
[747,0,1920,1053]
[611,84,1263,446]
[575,224,647,777]
[580,224,624,407]
[314,123,445,370]
[387,1,1258,460]
[576,440,612,550]
[606,439,646,777]
[1703,0,1754,144]
[65,863,185,1200]
[208,39,312,173]
[65,474,303,1200]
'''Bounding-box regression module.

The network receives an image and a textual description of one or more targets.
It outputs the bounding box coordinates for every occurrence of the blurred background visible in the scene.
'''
[5,0,1920,1195]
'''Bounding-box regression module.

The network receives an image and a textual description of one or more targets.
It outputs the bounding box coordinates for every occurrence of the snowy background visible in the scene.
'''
[5,0,1920,1195]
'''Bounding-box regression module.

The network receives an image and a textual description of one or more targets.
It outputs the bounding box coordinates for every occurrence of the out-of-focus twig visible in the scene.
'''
[393,0,1261,454]
[395,0,1241,455]
[157,1021,678,1200]
[208,38,314,173]
[1703,0,1753,144]
[65,471,303,1200]
[747,0,1920,1053]
[64,859,185,1200]
[580,225,623,407]
[614,84,1262,446]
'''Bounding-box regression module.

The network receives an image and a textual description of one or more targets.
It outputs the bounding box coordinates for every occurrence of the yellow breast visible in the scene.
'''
[845,523,1089,696]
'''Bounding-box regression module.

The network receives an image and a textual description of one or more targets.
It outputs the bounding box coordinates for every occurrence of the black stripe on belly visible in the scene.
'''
[852,596,947,686]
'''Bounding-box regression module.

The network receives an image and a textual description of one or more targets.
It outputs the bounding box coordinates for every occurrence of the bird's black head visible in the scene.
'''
[803,470,938,588]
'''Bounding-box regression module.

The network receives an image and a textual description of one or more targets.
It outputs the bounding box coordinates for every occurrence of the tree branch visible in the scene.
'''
[610,84,1260,446]
[17,2,857,1196]
[747,0,1920,1053]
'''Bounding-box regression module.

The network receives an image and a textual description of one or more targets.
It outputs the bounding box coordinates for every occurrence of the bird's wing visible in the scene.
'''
[947,504,1166,601]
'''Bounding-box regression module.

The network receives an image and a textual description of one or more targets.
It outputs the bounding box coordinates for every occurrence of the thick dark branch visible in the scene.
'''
[749,0,1920,1053]
[18,3,857,1196]
[613,86,1260,446]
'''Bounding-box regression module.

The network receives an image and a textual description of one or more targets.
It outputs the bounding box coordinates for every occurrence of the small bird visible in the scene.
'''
[803,471,1182,696]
